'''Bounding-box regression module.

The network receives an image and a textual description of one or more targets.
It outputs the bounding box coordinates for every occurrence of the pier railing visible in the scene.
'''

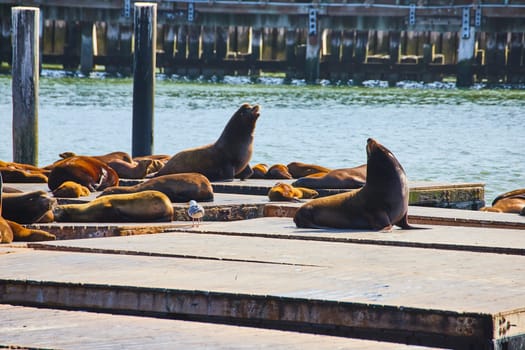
[1,0,524,85]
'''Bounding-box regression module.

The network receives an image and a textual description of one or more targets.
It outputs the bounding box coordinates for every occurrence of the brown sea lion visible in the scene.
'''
[268,183,319,202]
[265,164,293,179]
[155,103,260,181]
[294,138,414,231]
[287,162,331,179]
[48,156,119,192]
[2,190,56,224]
[53,190,174,223]
[52,181,91,198]
[480,189,525,214]
[0,167,48,183]
[99,173,214,203]
[250,163,268,179]
[292,164,367,190]
[0,173,14,243]
[59,151,133,164]
[107,158,164,179]
[7,220,56,242]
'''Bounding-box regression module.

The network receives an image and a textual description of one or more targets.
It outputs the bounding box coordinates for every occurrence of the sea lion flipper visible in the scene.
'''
[236,164,253,180]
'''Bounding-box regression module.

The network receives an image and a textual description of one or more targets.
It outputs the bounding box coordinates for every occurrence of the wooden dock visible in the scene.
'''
[1,179,525,349]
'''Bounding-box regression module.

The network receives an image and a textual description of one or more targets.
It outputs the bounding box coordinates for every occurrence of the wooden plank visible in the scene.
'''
[1,243,525,348]
[1,304,437,349]
[164,217,525,255]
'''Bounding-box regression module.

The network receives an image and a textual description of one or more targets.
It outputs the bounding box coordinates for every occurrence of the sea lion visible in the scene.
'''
[2,190,56,224]
[268,182,319,202]
[480,189,525,214]
[292,164,367,190]
[294,138,414,231]
[0,167,48,183]
[155,103,260,181]
[107,158,164,179]
[287,162,331,179]
[250,163,268,179]
[98,173,214,203]
[53,190,174,223]
[265,164,293,179]
[52,181,91,198]
[0,174,55,242]
[48,156,119,192]
[0,173,14,243]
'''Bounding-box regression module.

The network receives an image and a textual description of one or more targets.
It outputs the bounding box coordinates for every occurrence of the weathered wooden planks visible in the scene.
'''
[0,304,439,349]
[1,225,525,348]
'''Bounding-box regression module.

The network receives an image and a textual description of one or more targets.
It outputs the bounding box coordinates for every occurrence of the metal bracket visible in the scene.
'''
[187,1,195,22]
[409,4,416,26]
[475,5,482,27]
[461,7,470,39]
[308,7,317,36]
[123,0,131,18]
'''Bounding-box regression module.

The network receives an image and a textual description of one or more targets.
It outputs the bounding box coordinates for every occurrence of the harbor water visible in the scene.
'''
[1,72,524,205]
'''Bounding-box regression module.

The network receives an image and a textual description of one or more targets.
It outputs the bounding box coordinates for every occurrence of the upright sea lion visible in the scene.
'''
[268,183,319,202]
[99,173,214,203]
[53,190,174,223]
[294,138,414,231]
[292,164,367,190]
[155,103,260,181]
[265,164,293,179]
[2,190,56,224]
[480,189,525,215]
[48,156,119,192]
[287,162,331,179]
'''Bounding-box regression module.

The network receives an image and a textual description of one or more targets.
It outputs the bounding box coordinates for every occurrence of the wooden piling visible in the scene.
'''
[305,9,320,84]
[80,21,94,75]
[161,24,175,75]
[456,27,475,87]
[250,28,262,78]
[132,3,156,157]
[11,6,39,166]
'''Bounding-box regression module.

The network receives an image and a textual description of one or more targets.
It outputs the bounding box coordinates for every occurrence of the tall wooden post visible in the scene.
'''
[305,8,320,84]
[456,27,476,87]
[132,3,156,157]
[80,21,94,76]
[11,7,39,166]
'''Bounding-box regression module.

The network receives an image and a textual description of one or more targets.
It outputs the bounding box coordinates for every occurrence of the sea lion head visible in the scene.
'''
[224,103,260,136]
[365,138,406,188]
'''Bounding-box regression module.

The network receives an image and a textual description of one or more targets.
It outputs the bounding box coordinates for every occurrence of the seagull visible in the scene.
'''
[188,200,205,227]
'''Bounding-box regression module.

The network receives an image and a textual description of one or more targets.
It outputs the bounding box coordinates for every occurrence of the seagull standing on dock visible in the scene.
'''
[188,200,205,227]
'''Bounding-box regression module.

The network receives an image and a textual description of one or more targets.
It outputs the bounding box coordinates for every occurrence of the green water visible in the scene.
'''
[1,73,524,204]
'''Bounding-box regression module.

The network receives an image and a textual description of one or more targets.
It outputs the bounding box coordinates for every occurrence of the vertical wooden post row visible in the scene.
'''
[132,2,156,157]
[11,7,39,166]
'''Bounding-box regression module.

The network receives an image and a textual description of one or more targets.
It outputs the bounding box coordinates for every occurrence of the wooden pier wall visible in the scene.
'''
[1,0,525,85]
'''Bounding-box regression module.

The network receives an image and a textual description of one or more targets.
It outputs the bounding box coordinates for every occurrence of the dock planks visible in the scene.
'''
[1,220,525,348]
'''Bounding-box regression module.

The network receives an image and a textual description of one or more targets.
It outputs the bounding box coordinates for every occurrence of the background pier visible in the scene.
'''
[1,0,525,85]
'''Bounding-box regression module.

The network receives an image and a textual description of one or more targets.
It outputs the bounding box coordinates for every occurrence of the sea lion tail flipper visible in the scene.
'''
[395,213,426,230]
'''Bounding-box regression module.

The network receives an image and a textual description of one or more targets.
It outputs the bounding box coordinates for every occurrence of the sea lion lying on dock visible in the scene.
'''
[48,156,119,192]
[53,190,174,222]
[265,164,293,179]
[2,190,56,224]
[268,183,319,202]
[292,164,367,190]
[1,174,55,243]
[294,138,414,231]
[250,164,269,179]
[287,162,331,179]
[155,103,260,181]
[480,189,525,215]
[0,160,49,183]
[52,181,91,198]
[99,173,214,203]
